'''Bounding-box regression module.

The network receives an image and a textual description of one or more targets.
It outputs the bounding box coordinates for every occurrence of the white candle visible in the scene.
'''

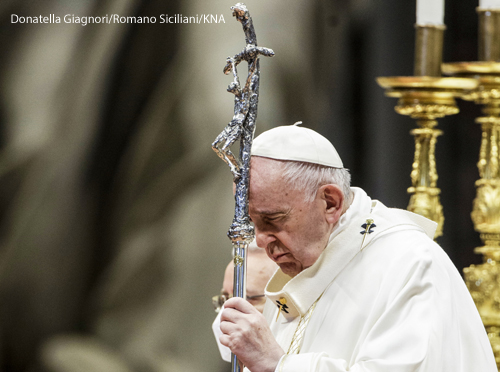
[416,0,444,25]
[479,0,500,9]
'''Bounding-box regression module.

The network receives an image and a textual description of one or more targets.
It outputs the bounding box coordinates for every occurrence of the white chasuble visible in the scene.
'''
[261,187,496,372]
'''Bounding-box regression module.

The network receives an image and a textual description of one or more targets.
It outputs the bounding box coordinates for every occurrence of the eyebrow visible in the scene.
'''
[255,209,291,217]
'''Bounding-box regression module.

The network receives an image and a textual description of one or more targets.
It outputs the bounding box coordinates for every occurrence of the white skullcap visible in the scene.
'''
[251,122,344,168]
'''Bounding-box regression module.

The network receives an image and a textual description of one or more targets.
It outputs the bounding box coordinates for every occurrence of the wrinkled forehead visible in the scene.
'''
[248,156,308,211]
[250,156,284,177]
[249,157,284,190]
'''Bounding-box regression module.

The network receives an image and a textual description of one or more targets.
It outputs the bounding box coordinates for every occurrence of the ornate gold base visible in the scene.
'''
[464,257,500,319]
[464,256,500,368]
[488,326,500,368]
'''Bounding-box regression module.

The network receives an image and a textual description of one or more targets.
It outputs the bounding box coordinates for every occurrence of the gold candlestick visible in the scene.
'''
[442,8,500,368]
[378,25,478,239]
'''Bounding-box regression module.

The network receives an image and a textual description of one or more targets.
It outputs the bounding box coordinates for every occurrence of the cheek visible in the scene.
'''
[292,247,314,267]
[292,222,327,265]
[304,208,329,239]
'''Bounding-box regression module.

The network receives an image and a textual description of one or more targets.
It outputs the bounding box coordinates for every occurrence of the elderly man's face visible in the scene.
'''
[249,157,342,277]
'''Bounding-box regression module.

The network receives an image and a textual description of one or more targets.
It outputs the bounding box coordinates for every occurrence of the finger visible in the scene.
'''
[219,319,238,335]
[219,332,242,351]
[224,296,256,314]
[220,307,245,323]
[219,334,231,348]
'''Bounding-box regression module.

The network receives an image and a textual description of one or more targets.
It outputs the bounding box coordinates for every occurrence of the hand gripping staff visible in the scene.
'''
[212,3,274,372]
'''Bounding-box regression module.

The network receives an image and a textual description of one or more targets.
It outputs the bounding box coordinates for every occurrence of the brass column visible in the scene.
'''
[442,8,500,368]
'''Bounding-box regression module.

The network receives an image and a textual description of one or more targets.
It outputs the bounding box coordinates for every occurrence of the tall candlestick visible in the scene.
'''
[416,0,445,25]
[480,0,500,9]
[441,5,500,365]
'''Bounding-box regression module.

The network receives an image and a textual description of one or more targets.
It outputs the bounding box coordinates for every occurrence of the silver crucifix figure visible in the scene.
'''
[212,3,274,372]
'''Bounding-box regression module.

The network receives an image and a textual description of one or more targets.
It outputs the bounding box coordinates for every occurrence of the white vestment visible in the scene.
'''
[261,187,496,372]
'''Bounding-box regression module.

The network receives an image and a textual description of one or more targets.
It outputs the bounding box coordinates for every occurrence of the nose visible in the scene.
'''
[255,227,276,248]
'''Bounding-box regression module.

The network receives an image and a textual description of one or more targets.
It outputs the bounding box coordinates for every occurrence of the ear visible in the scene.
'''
[318,184,344,225]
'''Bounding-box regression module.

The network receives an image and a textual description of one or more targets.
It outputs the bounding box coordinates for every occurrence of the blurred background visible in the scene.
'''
[0,0,484,371]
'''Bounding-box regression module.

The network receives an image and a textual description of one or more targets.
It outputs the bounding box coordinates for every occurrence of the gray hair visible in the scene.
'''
[280,161,353,207]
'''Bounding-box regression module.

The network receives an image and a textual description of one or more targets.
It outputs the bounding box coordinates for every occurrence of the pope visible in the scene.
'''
[217,123,497,372]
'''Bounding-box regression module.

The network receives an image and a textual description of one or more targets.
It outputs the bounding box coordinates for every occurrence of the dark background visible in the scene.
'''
[0,0,485,371]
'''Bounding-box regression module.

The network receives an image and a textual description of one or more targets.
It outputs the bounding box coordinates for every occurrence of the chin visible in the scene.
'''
[279,263,300,277]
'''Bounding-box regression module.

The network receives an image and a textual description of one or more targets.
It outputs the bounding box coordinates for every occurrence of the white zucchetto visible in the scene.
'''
[251,123,344,168]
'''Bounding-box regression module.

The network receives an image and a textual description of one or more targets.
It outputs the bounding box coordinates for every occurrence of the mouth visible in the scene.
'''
[267,241,290,263]
[272,252,290,263]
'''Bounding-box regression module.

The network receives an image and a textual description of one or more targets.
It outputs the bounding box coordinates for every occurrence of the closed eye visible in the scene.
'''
[263,214,287,223]
[265,216,280,221]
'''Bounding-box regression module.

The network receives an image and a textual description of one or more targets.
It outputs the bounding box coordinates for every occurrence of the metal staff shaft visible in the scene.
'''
[212,3,274,372]
[231,241,248,372]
